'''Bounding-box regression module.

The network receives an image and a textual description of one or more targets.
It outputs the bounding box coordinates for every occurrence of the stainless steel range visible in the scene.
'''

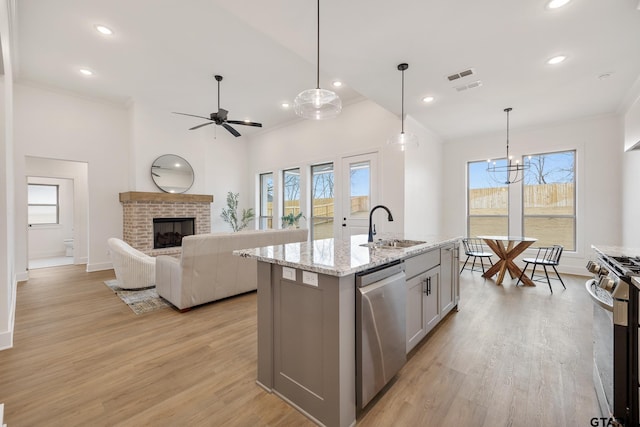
[586,246,640,426]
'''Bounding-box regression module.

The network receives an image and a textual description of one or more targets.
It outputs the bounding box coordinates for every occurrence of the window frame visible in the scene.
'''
[282,168,301,227]
[521,149,576,251]
[28,183,60,226]
[466,158,509,238]
[310,162,335,240]
[258,172,273,230]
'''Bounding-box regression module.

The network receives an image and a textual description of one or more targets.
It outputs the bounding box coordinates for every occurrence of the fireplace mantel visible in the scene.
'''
[119,191,213,203]
[119,191,213,256]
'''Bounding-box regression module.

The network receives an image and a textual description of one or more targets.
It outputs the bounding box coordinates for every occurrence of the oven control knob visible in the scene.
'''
[586,261,600,274]
[597,276,615,292]
[599,267,609,276]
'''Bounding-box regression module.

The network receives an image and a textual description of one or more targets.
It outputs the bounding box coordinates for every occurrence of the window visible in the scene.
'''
[467,159,508,237]
[259,173,273,229]
[348,161,370,218]
[282,168,301,226]
[311,163,334,240]
[28,184,59,225]
[523,150,576,251]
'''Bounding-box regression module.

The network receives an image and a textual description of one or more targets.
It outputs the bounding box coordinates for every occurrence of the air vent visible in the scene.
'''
[447,68,475,81]
[454,80,483,92]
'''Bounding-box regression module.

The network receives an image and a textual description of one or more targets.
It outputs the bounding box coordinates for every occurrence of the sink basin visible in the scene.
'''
[360,239,427,249]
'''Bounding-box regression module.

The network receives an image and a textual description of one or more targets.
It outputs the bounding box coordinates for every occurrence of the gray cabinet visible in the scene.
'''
[404,250,440,353]
[439,243,459,316]
[405,243,460,353]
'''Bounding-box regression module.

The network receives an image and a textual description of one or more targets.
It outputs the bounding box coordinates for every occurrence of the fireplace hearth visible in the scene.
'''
[153,218,194,249]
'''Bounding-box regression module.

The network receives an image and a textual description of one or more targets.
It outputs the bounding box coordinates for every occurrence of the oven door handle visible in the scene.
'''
[585,279,613,312]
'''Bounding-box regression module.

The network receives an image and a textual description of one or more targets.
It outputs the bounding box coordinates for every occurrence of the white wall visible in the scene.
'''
[623,93,640,246]
[27,177,74,259]
[404,115,444,237]
[442,114,623,274]
[0,0,16,350]
[247,99,407,238]
[624,93,640,151]
[13,83,129,274]
[129,101,250,232]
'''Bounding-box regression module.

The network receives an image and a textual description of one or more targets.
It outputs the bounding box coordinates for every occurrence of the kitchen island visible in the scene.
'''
[236,234,461,427]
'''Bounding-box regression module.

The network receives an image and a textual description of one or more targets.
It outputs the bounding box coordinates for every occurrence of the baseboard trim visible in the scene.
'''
[86,262,113,272]
[0,330,13,351]
[15,270,28,282]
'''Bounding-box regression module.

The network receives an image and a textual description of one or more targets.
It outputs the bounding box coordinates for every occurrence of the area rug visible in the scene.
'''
[104,280,170,315]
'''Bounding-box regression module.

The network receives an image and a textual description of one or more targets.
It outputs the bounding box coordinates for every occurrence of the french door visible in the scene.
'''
[340,153,378,240]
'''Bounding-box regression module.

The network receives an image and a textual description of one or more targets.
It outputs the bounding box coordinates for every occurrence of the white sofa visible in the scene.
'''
[107,237,156,289]
[156,228,308,310]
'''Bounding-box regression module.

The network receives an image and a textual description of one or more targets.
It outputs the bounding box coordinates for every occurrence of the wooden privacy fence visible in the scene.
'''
[270,196,369,219]
[470,183,574,212]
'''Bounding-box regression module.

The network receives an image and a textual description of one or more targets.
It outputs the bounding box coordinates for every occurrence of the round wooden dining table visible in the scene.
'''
[476,235,538,286]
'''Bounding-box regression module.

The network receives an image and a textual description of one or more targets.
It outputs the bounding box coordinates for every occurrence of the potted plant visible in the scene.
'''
[281,212,305,229]
[221,192,255,232]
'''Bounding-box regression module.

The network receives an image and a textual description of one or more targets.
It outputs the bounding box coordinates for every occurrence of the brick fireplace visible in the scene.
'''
[119,191,213,256]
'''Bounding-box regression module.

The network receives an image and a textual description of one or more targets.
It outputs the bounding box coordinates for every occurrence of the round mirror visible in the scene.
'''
[151,154,194,193]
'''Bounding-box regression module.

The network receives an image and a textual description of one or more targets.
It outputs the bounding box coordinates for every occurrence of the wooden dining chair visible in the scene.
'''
[516,245,566,293]
[460,238,494,274]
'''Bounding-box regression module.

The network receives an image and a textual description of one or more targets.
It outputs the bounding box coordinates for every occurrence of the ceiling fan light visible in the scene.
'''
[293,88,342,120]
[388,132,419,151]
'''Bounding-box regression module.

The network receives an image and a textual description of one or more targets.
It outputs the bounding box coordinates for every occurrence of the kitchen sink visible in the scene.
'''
[360,239,427,249]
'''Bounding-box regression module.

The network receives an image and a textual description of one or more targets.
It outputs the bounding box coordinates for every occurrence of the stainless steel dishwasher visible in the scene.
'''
[356,261,407,411]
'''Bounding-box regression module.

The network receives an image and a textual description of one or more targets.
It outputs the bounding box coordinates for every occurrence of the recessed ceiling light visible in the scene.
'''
[422,96,435,103]
[94,25,114,35]
[547,55,567,65]
[332,81,343,88]
[79,68,93,76]
[281,102,290,108]
[546,0,571,9]
[244,119,251,123]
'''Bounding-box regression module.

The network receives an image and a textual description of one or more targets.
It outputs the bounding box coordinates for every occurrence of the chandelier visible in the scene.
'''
[487,107,529,184]
[293,0,342,120]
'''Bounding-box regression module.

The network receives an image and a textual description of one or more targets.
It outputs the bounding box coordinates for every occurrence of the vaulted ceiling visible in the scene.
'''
[14,0,640,140]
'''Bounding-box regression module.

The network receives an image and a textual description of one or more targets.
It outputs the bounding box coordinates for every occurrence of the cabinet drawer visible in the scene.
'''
[404,249,440,279]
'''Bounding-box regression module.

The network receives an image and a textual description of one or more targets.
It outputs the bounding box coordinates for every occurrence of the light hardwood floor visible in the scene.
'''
[0,265,598,426]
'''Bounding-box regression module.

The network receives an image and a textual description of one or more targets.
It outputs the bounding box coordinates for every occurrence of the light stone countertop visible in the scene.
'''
[235,234,462,277]
[591,245,640,258]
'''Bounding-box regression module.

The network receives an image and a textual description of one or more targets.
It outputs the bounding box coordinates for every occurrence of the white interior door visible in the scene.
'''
[341,153,378,240]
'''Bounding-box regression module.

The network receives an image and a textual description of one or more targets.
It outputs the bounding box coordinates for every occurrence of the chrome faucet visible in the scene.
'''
[368,205,394,242]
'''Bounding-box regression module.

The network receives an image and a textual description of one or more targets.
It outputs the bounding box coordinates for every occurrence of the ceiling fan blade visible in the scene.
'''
[222,123,241,137]
[189,122,215,130]
[227,120,263,128]
[173,112,213,121]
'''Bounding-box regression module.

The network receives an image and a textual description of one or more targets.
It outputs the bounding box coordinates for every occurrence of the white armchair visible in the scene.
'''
[107,237,156,289]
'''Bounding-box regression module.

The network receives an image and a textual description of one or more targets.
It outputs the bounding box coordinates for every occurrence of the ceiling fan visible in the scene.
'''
[173,75,262,137]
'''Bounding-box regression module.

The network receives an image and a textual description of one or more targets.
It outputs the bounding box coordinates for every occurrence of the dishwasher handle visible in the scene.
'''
[356,261,403,288]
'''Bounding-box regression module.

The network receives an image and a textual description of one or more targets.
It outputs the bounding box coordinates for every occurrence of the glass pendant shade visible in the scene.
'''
[388,131,419,151]
[294,0,342,120]
[387,63,418,151]
[294,88,342,120]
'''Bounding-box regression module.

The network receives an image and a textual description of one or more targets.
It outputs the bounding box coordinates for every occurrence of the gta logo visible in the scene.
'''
[590,417,622,426]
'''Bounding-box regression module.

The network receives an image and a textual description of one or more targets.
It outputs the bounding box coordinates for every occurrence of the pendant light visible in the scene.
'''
[388,63,418,151]
[486,108,530,184]
[293,0,342,120]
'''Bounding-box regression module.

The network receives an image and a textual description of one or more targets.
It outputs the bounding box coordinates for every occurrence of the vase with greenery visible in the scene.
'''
[281,212,305,228]
[221,192,255,232]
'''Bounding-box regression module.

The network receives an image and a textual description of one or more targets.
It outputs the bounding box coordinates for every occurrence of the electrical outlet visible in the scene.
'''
[282,267,296,281]
[302,271,318,287]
